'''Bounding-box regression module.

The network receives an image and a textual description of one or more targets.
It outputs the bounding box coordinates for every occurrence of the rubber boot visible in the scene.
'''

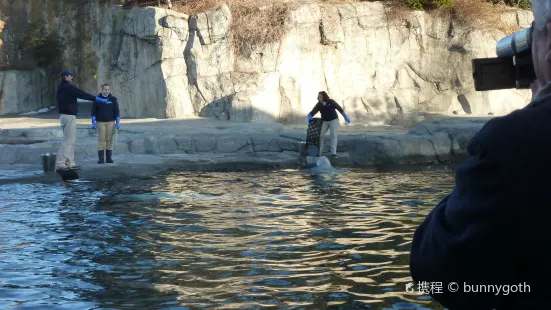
[106,150,114,163]
[98,150,105,164]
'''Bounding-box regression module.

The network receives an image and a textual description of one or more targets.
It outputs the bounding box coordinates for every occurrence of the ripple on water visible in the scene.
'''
[0,167,454,309]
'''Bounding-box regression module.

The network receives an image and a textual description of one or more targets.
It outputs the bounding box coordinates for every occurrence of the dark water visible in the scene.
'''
[0,166,456,309]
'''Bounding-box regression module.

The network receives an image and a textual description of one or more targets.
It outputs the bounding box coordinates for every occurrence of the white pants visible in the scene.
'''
[55,114,77,168]
[319,119,340,155]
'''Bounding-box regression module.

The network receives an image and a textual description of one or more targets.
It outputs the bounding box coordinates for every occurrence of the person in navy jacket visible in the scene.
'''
[55,69,109,170]
[410,2,551,307]
[307,91,351,158]
[91,83,120,164]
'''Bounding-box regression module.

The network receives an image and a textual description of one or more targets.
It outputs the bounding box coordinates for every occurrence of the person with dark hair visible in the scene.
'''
[91,83,120,164]
[55,69,109,170]
[307,91,351,158]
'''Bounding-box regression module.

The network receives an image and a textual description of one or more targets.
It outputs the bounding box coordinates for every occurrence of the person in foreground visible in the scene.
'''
[307,91,351,158]
[91,83,120,164]
[55,69,109,170]
[409,1,551,308]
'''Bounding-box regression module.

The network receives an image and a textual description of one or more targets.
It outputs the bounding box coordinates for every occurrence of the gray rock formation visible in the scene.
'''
[93,6,193,118]
[93,2,533,122]
[0,69,55,115]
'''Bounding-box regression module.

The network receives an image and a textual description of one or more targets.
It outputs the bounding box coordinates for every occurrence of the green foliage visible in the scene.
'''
[407,0,531,10]
[407,0,455,10]
[434,0,454,8]
[18,20,63,68]
[489,0,531,9]
[408,0,425,10]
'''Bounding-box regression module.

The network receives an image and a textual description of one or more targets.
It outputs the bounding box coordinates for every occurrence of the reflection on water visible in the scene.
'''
[0,166,455,309]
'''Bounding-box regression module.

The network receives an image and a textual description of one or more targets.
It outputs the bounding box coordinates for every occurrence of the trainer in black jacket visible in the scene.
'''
[91,93,120,122]
[91,83,121,164]
[307,91,351,157]
[54,69,109,170]
[308,98,345,122]
[57,79,104,116]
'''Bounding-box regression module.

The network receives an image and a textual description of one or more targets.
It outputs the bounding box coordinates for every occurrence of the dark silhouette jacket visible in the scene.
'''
[309,99,344,122]
[91,93,120,122]
[409,83,551,309]
[56,80,97,116]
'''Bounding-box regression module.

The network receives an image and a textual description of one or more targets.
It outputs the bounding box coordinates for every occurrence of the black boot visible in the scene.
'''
[106,150,114,163]
[98,150,105,164]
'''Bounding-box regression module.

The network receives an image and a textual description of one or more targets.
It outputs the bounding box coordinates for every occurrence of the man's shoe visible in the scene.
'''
[106,150,114,163]
[67,163,81,170]
[331,154,339,158]
[98,150,105,164]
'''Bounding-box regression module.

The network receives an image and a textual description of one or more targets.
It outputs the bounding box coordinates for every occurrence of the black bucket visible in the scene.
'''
[41,153,57,172]
[49,153,57,171]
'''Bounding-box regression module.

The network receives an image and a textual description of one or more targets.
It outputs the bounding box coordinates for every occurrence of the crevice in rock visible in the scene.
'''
[125,139,133,152]
[404,62,433,84]
[250,136,258,153]
[447,20,455,38]
[389,96,404,124]
[448,133,456,160]
[448,44,467,54]
[203,12,212,44]
[457,94,472,114]
[239,139,254,152]
[318,20,339,48]
[266,138,278,152]
[185,16,208,110]
[422,137,444,163]
[419,125,433,135]
[360,97,374,116]
[454,76,462,88]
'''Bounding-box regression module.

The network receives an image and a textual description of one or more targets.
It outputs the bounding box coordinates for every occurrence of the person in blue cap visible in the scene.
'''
[91,83,120,164]
[55,69,110,170]
[307,91,351,158]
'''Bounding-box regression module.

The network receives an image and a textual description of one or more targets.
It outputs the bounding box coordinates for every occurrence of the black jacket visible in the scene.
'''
[309,99,344,122]
[91,93,120,122]
[409,84,551,309]
[56,80,97,116]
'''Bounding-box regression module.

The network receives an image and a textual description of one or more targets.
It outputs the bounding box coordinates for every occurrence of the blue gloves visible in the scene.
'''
[95,96,109,104]
[116,117,120,129]
[308,114,313,122]
[92,116,96,129]
[342,112,351,124]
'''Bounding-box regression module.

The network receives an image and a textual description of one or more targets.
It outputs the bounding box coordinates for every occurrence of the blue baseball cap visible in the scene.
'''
[60,69,73,77]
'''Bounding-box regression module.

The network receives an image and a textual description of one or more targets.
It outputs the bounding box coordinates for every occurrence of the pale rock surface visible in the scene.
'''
[93,6,193,119]
[91,2,533,122]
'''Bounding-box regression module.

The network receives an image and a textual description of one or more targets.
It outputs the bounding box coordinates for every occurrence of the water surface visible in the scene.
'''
[0,166,455,309]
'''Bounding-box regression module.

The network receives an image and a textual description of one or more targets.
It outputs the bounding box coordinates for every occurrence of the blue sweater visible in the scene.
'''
[91,93,120,122]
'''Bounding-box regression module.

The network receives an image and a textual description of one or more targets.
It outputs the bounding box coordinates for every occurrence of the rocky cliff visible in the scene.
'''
[0,0,108,115]
[1,1,534,122]
[93,2,533,123]
[0,69,54,115]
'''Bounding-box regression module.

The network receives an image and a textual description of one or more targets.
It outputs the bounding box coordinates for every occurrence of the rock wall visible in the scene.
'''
[0,1,535,120]
[95,2,533,123]
[0,0,111,115]
[93,7,193,118]
[0,69,55,115]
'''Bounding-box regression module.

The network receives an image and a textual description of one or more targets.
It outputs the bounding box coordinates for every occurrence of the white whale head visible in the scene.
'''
[315,156,332,169]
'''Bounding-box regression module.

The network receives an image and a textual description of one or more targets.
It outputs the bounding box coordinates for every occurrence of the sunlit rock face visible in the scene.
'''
[1,1,533,119]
